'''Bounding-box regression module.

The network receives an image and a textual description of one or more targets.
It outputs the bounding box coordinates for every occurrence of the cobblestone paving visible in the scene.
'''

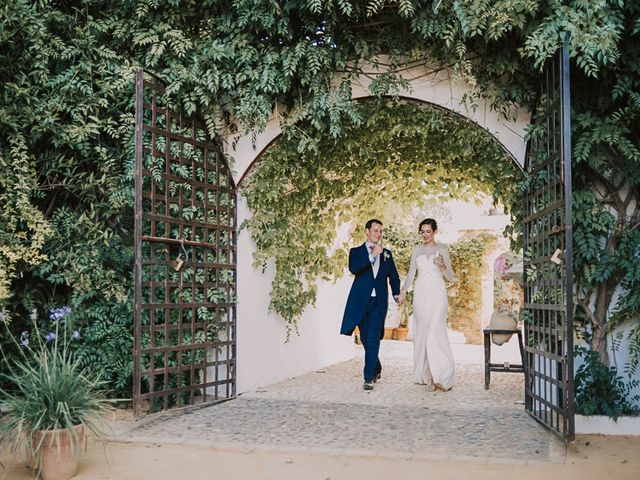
[112,341,565,464]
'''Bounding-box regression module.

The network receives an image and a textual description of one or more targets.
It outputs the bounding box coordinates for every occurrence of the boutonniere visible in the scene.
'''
[383,251,390,262]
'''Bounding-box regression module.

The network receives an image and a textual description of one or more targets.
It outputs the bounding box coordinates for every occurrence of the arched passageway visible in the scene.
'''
[228,62,529,394]
[133,51,575,443]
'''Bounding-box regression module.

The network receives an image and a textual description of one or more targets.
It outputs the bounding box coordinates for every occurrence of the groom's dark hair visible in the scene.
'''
[365,219,383,230]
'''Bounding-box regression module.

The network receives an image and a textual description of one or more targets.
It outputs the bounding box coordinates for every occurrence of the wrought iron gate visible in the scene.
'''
[134,69,237,416]
[523,42,574,440]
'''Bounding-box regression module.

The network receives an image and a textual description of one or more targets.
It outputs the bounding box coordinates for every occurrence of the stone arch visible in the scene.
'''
[227,62,530,186]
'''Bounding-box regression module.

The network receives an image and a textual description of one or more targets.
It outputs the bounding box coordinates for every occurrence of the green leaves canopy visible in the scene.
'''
[1,0,638,391]
[241,99,521,328]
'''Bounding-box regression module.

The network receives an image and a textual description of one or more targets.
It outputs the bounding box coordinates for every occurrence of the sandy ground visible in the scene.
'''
[3,342,638,479]
[2,434,639,480]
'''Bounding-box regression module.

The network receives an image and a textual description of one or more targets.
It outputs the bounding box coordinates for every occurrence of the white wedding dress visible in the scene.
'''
[402,245,455,390]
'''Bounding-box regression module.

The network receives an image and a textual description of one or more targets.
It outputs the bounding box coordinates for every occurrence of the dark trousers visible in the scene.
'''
[359,297,384,381]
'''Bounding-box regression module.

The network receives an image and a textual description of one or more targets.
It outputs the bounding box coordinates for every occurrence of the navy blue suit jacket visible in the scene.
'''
[340,243,401,338]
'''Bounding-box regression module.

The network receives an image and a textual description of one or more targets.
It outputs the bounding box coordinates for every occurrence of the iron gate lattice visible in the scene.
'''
[134,69,237,416]
[523,42,575,441]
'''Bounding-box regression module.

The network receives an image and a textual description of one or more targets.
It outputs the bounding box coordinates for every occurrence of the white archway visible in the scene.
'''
[229,62,530,185]
[228,62,530,394]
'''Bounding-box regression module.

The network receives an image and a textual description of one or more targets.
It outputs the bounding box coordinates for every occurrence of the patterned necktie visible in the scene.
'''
[370,245,379,280]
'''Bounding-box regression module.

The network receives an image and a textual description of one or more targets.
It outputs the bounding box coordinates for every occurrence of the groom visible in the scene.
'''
[340,219,400,390]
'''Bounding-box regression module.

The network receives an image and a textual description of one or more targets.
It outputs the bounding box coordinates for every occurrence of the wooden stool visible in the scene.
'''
[483,327,525,389]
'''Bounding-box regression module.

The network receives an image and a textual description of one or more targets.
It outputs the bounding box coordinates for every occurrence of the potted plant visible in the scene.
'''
[0,307,114,480]
[394,294,412,341]
[383,223,415,342]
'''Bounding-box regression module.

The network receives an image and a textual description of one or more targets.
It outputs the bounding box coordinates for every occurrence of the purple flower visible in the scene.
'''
[20,331,29,347]
[72,330,81,339]
[49,306,71,322]
[44,332,57,342]
[494,256,513,280]
[494,256,508,274]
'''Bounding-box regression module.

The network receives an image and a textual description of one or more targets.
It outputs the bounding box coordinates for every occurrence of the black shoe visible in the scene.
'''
[373,373,381,383]
[363,380,374,391]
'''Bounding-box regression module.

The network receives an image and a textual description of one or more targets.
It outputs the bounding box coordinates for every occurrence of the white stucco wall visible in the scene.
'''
[349,64,530,168]
[573,319,640,410]
[572,279,640,409]
[235,197,354,393]
[610,322,640,408]
[228,62,530,394]
[230,63,530,185]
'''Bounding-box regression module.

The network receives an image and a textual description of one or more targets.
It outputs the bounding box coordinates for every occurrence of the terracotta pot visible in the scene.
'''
[393,327,409,341]
[33,424,84,480]
[489,310,517,346]
[353,326,361,345]
[383,327,395,340]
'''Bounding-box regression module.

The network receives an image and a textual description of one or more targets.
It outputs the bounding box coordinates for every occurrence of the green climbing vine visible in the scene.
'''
[447,233,498,337]
[241,99,522,331]
[2,0,639,404]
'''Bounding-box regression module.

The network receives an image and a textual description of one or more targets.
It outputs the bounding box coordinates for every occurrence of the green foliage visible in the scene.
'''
[383,222,417,276]
[241,100,520,330]
[384,222,417,327]
[0,0,638,403]
[568,0,640,368]
[1,0,135,395]
[574,346,640,419]
[625,326,640,378]
[72,301,133,396]
[0,136,52,301]
[447,234,498,331]
[523,1,625,75]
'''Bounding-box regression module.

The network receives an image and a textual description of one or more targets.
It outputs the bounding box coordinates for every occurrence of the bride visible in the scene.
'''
[398,218,455,391]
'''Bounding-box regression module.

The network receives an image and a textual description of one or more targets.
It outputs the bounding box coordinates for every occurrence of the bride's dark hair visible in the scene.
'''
[418,218,438,232]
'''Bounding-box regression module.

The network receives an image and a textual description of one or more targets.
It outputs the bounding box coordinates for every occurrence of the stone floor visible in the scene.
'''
[111,340,565,464]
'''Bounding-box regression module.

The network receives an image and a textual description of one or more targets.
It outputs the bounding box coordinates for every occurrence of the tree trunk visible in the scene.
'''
[592,324,609,366]
[589,282,612,366]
